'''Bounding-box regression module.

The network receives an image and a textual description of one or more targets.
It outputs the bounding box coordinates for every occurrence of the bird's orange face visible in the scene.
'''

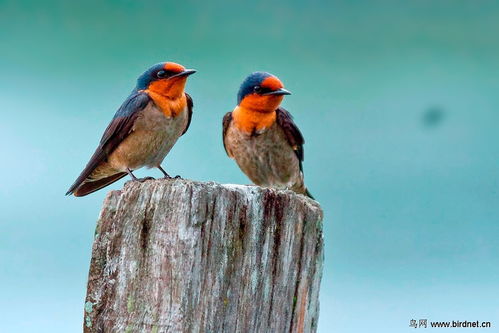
[239,76,288,112]
[233,74,291,133]
[148,62,195,99]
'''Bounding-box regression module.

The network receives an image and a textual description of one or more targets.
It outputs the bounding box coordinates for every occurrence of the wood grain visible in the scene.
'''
[84,179,323,333]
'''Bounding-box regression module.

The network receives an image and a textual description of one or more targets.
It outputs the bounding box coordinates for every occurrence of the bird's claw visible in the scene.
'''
[137,176,155,182]
[163,174,181,180]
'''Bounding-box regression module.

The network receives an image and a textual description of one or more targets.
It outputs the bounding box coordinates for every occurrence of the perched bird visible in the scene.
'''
[66,62,195,197]
[223,72,313,198]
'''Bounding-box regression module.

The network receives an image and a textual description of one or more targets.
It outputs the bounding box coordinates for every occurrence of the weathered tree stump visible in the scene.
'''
[84,179,323,333]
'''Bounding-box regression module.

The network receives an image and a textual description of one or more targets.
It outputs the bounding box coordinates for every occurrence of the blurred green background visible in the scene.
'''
[1,0,498,332]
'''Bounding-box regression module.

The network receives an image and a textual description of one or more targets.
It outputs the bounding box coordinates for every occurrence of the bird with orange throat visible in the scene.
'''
[66,62,195,197]
[223,72,313,198]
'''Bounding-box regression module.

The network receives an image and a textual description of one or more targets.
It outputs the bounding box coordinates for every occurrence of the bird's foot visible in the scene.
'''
[157,166,181,180]
[137,176,155,182]
[162,174,172,179]
[162,174,181,180]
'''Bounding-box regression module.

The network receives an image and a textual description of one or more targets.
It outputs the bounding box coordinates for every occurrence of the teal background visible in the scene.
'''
[1,0,499,332]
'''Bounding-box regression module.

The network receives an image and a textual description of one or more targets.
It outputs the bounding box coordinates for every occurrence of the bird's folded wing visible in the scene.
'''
[222,111,233,157]
[66,91,151,195]
[182,93,194,135]
[276,107,305,170]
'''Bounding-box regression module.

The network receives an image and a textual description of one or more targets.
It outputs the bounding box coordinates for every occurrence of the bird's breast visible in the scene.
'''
[232,106,276,135]
[108,102,188,170]
[225,122,301,188]
[144,90,187,118]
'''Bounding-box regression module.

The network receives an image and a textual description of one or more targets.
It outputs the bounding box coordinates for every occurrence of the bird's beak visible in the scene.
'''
[170,69,197,79]
[262,88,292,96]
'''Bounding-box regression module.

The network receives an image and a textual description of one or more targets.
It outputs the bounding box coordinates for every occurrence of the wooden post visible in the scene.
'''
[83,179,323,332]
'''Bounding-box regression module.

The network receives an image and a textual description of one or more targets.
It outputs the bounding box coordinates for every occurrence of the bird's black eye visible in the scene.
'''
[254,85,262,93]
[156,70,166,78]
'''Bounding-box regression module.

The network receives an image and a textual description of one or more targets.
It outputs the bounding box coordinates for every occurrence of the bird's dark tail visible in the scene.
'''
[66,172,127,197]
[305,188,315,200]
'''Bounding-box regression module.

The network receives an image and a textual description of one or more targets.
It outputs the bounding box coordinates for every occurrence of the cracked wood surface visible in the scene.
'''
[84,179,323,333]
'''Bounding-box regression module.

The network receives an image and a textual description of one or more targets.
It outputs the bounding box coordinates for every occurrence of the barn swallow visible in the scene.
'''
[66,62,195,197]
[222,72,313,198]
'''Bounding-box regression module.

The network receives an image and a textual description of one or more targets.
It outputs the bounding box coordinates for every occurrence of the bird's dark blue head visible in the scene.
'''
[237,72,291,105]
[135,62,196,91]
